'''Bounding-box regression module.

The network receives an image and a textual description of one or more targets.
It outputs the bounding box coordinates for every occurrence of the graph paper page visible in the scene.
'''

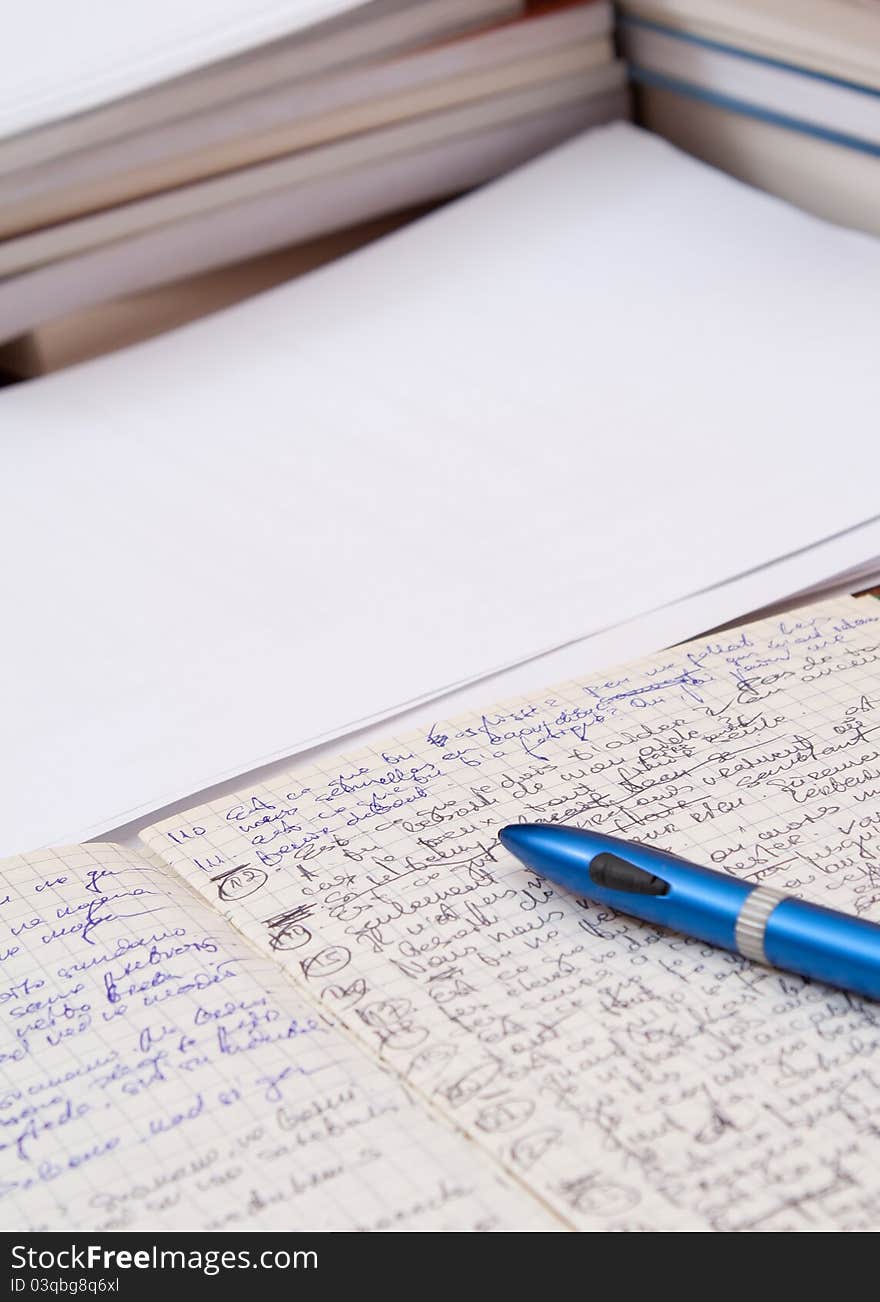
[0,842,557,1231]
[144,594,880,1231]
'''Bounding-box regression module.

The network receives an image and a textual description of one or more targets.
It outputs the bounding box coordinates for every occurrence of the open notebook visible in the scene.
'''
[4,592,880,1232]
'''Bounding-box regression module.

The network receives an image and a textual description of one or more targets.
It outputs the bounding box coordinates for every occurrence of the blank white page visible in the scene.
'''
[106,512,880,849]
[2,123,880,854]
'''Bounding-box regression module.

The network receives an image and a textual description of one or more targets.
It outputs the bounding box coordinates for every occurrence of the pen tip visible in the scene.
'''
[498,824,517,851]
[498,824,537,854]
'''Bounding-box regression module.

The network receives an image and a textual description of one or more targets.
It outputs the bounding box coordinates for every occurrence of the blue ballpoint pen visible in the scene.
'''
[498,823,880,1002]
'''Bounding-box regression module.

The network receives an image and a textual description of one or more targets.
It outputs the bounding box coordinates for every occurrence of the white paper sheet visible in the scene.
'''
[108,514,880,845]
[3,123,880,855]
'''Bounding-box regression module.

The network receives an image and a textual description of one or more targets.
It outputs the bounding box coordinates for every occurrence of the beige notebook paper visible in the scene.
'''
[4,594,880,1231]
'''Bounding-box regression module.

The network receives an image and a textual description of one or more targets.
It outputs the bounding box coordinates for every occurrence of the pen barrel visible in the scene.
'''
[499,826,880,1000]
[634,858,752,952]
[502,825,756,950]
[764,897,880,1002]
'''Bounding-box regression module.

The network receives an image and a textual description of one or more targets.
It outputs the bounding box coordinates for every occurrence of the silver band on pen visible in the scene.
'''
[735,885,787,964]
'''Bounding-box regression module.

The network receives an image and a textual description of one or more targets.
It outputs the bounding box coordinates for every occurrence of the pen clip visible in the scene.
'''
[589,852,670,896]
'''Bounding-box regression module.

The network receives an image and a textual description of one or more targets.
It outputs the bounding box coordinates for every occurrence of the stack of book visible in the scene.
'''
[619,0,880,237]
[0,0,626,342]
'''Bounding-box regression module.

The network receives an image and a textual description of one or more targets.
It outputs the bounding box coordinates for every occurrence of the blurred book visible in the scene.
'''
[1,3,614,236]
[0,208,427,378]
[619,0,880,236]
[0,1,627,343]
[2,2,522,146]
[634,81,880,238]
